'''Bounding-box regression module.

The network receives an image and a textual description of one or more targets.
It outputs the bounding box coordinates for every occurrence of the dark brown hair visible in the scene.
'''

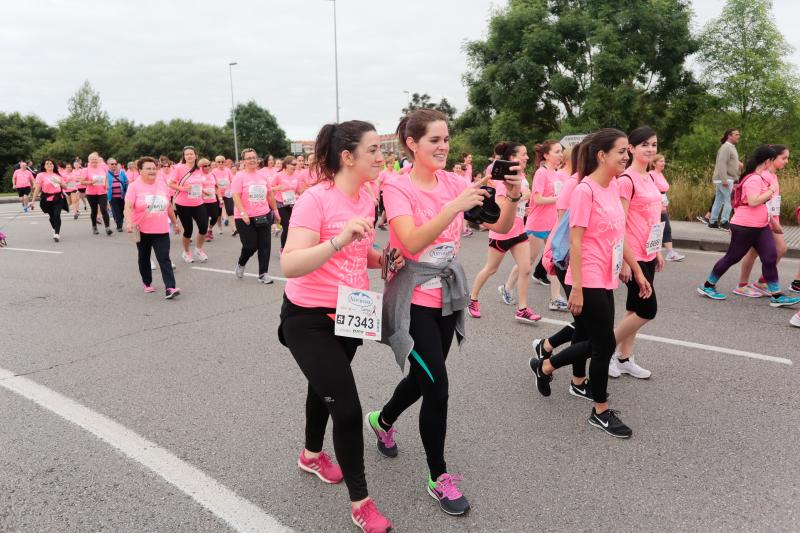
[137,156,157,170]
[494,141,524,160]
[533,140,561,168]
[576,129,627,179]
[313,120,376,183]
[720,128,739,145]
[396,109,448,161]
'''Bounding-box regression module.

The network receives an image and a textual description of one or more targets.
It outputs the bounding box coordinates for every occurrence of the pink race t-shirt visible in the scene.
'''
[36,172,63,198]
[489,179,527,240]
[731,173,771,228]
[383,170,467,308]
[13,169,34,188]
[285,183,376,309]
[650,171,669,193]
[555,174,579,212]
[273,171,300,204]
[543,174,580,273]
[171,164,206,207]
[125,179,172,234]
[526,166,564,232]
[230,170,271,219]
[618,169,663,262]
[201,171,218,203]
[214,168,233,198]
[127,170,140,183]
[82,165,108,195]
[565,178,626,290]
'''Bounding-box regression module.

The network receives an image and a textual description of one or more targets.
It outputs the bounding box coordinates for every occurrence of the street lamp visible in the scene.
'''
[403,90,411,113]
[327,0,340,122]
[228,61,239,163]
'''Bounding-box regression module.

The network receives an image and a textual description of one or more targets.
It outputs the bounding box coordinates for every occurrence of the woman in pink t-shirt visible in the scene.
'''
[231,149,280,283]
[649,154,685,262]
[30,158,66,241]
[369,109,522,517]
[13,161,35,212]
[736,145,790,296]
[279,121,396,532]
[60,162,80,219]
[197,158,220,241]
[272,156,301,250]
[535,129,652,439]
[699,145,800,307]
[468,141,541,323]
[212,155,234,233]
[124,157,182,298]
[80,152,112,235]
[169,147,213,263]
[73,159,89,212]
[610,127,665,380]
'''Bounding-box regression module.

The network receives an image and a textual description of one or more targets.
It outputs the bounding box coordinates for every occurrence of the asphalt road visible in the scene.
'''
[1,205,798,532]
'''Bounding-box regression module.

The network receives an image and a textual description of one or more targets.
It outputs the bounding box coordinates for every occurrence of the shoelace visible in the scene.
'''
[436,474,464,500]
[355,499,380,522]
[379,427,397,448]
[316,452,335,471]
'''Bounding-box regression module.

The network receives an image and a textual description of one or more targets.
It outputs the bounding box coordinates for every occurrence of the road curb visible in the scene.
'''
[673,237,800,259]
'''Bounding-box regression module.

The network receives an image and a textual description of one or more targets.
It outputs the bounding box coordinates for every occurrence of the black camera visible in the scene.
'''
[464,186,500,224]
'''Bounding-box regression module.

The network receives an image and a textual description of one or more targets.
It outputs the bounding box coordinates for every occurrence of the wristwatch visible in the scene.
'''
[507,194,523,203]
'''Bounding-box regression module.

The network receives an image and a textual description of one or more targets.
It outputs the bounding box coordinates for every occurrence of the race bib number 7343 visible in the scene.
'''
[335,286,382,340]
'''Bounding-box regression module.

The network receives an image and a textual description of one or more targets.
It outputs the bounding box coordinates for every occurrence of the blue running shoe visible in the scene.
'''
[769,294,800,308]
[697,285,726,300]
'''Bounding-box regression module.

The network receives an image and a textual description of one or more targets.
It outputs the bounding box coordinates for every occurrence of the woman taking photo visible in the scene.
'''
[367,109,521,517]
[169,146,212,263]
[279,120,396,532]
[532,129,652,439]
[80,152,112,235]
[31,158,66,242]
[231,148,280,283]
[124,157,182,298]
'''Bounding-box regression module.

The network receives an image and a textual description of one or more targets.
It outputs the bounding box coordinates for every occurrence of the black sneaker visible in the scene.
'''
[790,280,800,294]
[105,227,113,236]
[588,408,632,439]
[532,338,551,359]
[720,221,731,231]
[707,221,719,229]
[532,271,550,286]
[528,356,552,397]
[92,226,99,235]
[569,379,593,401]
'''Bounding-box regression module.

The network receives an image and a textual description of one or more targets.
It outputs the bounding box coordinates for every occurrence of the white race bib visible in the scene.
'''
[248,184,267,203]
[188,184,202,198]
[554,180,563,197]
[660,193,669,207]
[611,240,624,279]
[645,221,666,255]
[516,201,527,219]
[217,178,229,188]
[335,286,382,340]
[767,194,781,216]
[203,188,216,200]
[418,241,456,290]
[282,191,296,205]
[93,175,105,186]
[66,180,78,189]
[145,194,168,214]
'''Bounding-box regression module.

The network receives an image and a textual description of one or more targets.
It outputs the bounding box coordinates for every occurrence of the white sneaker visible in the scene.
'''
[617,356,652,379]
[53,233,60,242]
[258,273,274,284]
[666,251,685,262]
[791,312,800,328]
[608,353,621,378]
[195,249,208,262]
[235,264,245,279]
[548,298,568,312]
[182,251,194,263]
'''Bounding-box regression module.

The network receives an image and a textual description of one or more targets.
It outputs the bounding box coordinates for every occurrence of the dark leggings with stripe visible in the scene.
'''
[381,304,456,481]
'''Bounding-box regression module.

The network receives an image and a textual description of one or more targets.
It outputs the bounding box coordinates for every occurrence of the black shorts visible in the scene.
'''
[77,187,86,193]
[16,187,31,197]
[625,258,658,320]
[489,233,528,253]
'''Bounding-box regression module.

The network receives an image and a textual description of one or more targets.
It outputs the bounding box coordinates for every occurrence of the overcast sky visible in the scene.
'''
[2,0,799,140]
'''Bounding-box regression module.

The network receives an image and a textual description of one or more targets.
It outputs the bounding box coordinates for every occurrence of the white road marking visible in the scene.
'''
[0,247,63,254]
[0,367,292,533]
[192,266,288,282]
[537,317,792,366]
[675,248,800,264]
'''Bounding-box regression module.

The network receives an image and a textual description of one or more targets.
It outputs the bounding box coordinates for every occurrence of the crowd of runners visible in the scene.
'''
[7,110,800,532]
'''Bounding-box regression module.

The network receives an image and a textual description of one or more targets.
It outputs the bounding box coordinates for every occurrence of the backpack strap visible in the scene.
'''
[618,172,635,198]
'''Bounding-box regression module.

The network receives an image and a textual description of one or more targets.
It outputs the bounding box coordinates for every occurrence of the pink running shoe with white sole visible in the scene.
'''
[515,307,542,323]
[351,499,393,532]
[297,450,343,484]
[468,299,481,318]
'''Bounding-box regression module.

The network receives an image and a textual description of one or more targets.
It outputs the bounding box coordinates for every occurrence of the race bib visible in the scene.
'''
[203,188,216,200]
[66,180,78,189]
[145,194,169,214]
[282,191,296,205]
[661,193,669,207]
[611,240,624,279]
[516,201,527,219]
[767,194,781,216]
[645,221,666,255]
[50,177,61,187]
[418,241,456,290]
[334,286,382,340]
[188,184,202,198]
[554,180,563,197]
[248,184,267,203]
[217,178,229,188]
[93,175,105,186]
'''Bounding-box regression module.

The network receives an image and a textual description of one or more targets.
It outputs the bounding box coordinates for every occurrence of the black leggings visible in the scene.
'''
[222,197,234,217]
[235,218,271,275]
[87,194,109,228]
[175,204,208,239]
[546,266,581,375]
[110,197,125,229]
[381,305,456,480]
[625,259,658,320]
[42,196,63,233]
[278,205,293,249]
[710,224,778,288]
[661,211,672,244]
[205,201,220,228]
[549,288,616,403]
[136,233,175,289]
[280,298,367,501]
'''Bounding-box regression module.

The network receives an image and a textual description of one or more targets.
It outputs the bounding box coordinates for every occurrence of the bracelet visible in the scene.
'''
[330,237,342,252]
[507,193,523,203]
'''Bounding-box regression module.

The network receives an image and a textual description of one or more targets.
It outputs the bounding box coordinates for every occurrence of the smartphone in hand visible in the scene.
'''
[490,160,515,181]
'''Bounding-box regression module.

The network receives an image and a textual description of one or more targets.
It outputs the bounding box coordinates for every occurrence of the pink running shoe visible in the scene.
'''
[468,299,481,318]
[751,280,771,296]
[515,307,542,324]
[165,288,181,300]
[428,473,470,516]
[205,230,214,241]
[297,450,343,484]
[143,285,155,293]
[733,284,762,298]
[351,499,393,533]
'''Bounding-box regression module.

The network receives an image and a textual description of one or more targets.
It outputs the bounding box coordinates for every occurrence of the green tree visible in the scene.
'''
[226,100,290,159]
[129,120,231,162]
[460,0,701,156]
[0,113,56,191]
[401,93,458,122]
[698,0,798,125]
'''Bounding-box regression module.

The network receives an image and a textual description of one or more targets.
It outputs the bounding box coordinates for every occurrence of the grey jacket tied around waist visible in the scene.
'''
[380,258,468,371]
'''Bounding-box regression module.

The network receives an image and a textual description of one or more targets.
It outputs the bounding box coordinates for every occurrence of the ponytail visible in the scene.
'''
[313,120,376,183]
